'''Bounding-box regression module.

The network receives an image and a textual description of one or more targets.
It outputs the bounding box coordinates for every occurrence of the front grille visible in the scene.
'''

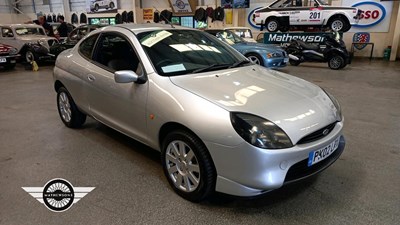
[284,139,344,183]
[297,122,336,145]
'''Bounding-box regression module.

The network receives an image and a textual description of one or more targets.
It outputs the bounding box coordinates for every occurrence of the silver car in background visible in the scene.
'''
[53,24,345,202]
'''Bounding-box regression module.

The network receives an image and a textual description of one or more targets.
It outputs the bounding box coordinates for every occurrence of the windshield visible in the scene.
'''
[269,0,289,8]
[15,27,45,36]
[215,31,245,45]
[227,29,253,38]
[137,30,247,76]
[317,0,328,5]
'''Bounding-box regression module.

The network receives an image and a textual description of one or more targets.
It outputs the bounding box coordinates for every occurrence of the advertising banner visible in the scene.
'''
[263,32,330,44]
[342,0,393,32]
[86,0,118,14]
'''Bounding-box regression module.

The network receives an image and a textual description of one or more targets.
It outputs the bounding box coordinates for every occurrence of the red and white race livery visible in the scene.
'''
[253,0,362,32]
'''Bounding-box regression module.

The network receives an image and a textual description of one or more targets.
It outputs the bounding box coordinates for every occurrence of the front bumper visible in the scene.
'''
[265,57,289,68]
[205,121,345,197]
[0,54,19,66]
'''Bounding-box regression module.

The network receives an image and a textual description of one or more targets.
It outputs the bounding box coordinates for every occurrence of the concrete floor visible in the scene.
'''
[0,60,399,225]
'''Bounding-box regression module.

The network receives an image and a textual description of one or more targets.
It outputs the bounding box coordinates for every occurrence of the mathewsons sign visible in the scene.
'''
[342,0,393,32]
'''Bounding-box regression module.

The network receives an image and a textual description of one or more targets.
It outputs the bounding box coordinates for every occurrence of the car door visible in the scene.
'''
[301,0,324,25]
[84,30,149,142]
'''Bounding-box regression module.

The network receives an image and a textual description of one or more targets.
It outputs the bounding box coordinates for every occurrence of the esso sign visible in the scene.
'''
[353,2,386,27]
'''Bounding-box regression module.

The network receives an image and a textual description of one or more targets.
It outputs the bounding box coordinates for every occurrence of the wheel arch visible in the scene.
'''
[54,80,65,92]
[158,121,218,173]
[327,13,350,26]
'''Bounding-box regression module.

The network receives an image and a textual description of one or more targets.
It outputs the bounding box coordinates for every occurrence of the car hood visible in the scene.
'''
[170,65,338,144]
[233,42,283,52]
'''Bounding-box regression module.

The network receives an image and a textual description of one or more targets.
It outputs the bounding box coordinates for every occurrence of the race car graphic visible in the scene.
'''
[252,0,362,32]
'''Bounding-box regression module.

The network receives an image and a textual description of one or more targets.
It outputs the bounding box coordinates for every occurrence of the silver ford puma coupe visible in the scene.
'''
[53,24,345,202]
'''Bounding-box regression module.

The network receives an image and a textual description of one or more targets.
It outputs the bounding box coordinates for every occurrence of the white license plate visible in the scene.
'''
[308,136,340,167]
[284,58,289,63]
[0,57,6,63]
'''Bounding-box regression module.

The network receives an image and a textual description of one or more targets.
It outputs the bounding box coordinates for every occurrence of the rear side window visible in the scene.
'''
[79,34,99,59]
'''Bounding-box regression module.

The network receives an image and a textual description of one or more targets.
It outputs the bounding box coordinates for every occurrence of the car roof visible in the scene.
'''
[0,24,43,29]
[105,23,193,34]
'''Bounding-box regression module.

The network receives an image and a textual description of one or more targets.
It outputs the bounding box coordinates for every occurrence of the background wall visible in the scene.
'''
[0,0,398,59]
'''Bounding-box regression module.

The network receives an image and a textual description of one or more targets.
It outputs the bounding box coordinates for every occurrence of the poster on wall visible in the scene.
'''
[169,0,192,13]
[246,3,267,31]
[86,0,118,14]
[143,8,154,21]
[222,0,250,9]
[342,0,393,33]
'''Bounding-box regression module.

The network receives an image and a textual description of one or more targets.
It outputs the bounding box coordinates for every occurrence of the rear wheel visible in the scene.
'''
[161,130,216,202]
[329,17,350,32]
[328,54,345,70]
[94,4,99,11]
[246,53,264,66]
[57,87,86,128]
[110,2,115,9]
[265,18,279,32]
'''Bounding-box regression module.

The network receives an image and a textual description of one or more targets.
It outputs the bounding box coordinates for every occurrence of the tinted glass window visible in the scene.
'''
[93,33,142,73]
[79,34,99,59]
[137,30,246,76]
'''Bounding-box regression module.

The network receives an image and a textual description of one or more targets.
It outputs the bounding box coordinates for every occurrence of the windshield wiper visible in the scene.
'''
[229,60,251,68]
[192,63,231,73]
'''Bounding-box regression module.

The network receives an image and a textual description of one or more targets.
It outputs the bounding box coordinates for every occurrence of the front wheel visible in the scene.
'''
[246,53,264,66]
[25,50,36,63]
[328,54,345,70]
[289,59,300,66]
[57,87,86,128]
[161,130,216,202]
[110,2,115,9]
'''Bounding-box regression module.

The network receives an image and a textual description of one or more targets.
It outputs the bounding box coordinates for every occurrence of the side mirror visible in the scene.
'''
[114,70,139,83]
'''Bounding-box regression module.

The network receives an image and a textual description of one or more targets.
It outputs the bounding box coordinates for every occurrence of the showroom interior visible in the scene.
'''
[0,0,399,224]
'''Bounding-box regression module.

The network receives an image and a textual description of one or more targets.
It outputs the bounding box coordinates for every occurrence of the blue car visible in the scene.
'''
[205,29,288,69]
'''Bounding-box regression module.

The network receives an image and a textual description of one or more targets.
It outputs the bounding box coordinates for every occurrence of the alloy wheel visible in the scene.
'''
[58,92,72,123]
[331,20,344,32]
[248,55,261,65]
[267,21,278,32]
[165,140,200,193]
[330,56,342,69]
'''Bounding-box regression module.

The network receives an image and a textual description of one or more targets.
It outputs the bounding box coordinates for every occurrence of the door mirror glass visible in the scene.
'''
[114,70,139,83]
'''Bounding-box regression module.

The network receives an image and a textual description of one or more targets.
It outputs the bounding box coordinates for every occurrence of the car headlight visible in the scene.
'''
[267,52,281,58]
[8,48,18,55]
[230,112,293,149]
[323,89,342,121]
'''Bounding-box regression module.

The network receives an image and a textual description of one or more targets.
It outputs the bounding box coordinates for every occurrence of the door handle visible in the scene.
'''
[87,74,95,82]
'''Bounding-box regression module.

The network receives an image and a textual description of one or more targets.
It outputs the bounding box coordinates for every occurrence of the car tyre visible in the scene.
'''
[57,87,86,128]
[289,59,300,66]
[246,53,264,66]
[329,17,349,32]
[161,130,216,202]
[328,54,345,70]
[94,4,99,11]
[110,2,115,9]
[25,50,36,63]
[265,18,279,32]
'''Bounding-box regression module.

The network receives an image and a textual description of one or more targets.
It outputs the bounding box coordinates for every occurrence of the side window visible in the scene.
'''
[93,33,142,74]
[79,34,99,59]
[2,28,13,38]
[69,29,79,41]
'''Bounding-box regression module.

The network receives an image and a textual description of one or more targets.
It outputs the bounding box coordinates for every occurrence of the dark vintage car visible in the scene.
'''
[0,43,19,70]
[50,25,103,57]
